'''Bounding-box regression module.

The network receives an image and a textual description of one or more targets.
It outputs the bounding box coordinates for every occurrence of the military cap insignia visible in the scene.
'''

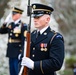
[33,5,36,9]
[46,12,48,14]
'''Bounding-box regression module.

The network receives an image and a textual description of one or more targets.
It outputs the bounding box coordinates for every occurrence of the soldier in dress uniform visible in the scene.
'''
[0,7,27,75]
[21,3,65,75]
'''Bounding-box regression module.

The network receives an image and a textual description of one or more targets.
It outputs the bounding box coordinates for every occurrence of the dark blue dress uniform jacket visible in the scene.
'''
[29,27,64,75]
[0,21,27,58]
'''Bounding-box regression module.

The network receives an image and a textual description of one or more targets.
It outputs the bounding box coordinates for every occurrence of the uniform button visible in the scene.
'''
[10,33,12,36]
[20,50,22,52]
[33,47,35,50]
[32,54,35,57]
[11,30,13,32]
[19,44,21,47]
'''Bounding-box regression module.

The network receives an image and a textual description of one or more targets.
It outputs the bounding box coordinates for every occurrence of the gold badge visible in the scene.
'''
[33,5,36,9]
[15,34,18,37]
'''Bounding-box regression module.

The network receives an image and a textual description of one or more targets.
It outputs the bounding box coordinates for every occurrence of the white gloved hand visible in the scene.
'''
[4,13,12,23]
[21,57,34,70]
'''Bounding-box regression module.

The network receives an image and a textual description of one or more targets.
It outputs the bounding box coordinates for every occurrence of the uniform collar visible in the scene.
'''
[13,19,21,24]
[37,25,49,34]
[31,26,51,44]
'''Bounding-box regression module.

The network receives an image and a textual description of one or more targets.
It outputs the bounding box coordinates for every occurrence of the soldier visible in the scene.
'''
[21,3,65,75]
[0,7,27,75]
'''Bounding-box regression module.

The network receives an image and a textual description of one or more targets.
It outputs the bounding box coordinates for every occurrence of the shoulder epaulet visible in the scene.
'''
[49,30,57,44]
[32,30,37,34]
[22,22,26,24]
[21,22,27,27]
[50,29,57,34]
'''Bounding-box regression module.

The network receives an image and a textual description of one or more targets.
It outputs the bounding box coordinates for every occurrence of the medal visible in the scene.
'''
[44,48,47,51]
[13,27,21,33]
[40,43,44,51]
[44,43,47,48]
[40,43,47,51]
[44,43,47,51]
[41,48,44,51]
[41,43,44,47]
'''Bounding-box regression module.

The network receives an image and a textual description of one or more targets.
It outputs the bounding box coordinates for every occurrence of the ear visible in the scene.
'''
[46,16,50,23]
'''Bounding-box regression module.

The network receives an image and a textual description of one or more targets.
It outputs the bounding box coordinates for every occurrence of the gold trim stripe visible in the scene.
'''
[50,33,57,44]
[8,38,21,43]
[33,9,51,12]
[13,9,22,13]
[40,61,44,74]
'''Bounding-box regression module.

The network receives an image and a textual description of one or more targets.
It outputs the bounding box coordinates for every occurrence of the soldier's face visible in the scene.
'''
[33,15,50,30]
[12,13,21,21]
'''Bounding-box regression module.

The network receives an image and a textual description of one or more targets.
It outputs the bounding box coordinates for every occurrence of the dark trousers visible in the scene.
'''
[9,58,19,75]
[73,68,76,75]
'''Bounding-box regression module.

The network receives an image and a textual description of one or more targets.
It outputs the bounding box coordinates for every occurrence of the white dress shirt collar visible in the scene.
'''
[37,26,49,34]
[13,19,21,24]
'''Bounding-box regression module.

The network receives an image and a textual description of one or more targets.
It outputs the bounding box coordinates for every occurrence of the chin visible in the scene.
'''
[34,25,38,27]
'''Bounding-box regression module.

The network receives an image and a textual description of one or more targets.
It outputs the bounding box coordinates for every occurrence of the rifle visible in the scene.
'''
[18,0,32,75]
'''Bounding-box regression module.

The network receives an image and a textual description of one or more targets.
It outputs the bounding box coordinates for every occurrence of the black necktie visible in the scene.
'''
[11,22,15,25]
[36,31,40,38]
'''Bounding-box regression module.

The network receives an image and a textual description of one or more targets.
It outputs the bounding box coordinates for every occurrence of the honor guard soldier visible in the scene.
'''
[0,7,27,75]
[21,3,65,75]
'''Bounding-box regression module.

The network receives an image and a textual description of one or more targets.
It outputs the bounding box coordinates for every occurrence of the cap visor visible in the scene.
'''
[32,14,44,18]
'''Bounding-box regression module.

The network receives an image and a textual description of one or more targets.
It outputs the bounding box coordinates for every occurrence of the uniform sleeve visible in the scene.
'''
[0,23,8,34]
[34,34,64,74]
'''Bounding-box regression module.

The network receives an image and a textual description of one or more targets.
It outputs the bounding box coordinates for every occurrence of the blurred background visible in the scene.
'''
[0,0,76,75]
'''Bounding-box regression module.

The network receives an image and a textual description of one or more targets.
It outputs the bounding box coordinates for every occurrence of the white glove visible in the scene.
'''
[21,57,34,70]
[4,13,12,23]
